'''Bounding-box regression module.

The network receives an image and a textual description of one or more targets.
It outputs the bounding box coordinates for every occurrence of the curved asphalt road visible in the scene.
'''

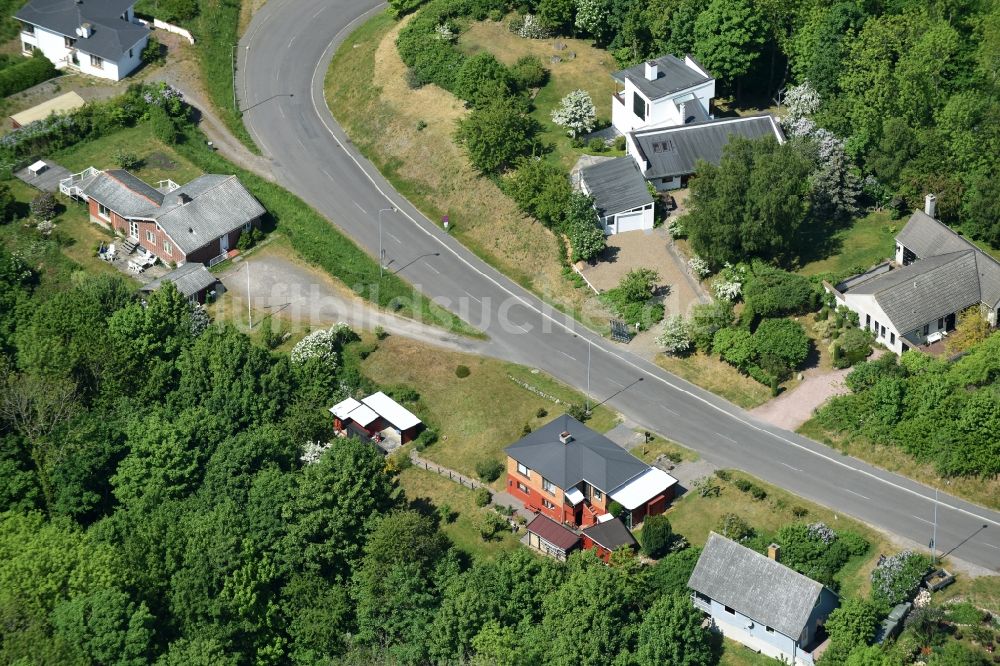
[238,0,999,571]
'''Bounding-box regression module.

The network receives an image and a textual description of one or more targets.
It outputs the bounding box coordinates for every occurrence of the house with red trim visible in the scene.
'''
[60,167,265,265]
[504,416,677,529]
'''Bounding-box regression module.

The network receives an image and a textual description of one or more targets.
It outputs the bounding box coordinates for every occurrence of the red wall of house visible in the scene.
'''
[89,200,186,264]
[185,227,246,264]
[506,474,573,524]
[581,535,613,563]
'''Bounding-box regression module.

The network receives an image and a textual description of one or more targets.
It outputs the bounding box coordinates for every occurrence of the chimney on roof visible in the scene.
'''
[559,431,573,445]
[924,193,937,218]
[76,21,92,37]
[178,192,191,205]
[644,60,658,81]
[678,101,687,123]
[767,543,781,562]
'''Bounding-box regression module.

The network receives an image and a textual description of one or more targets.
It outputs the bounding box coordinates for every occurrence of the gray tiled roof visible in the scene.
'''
[151,175,265,254]
[581,157,653,218]
[688,533,825,638]
[16,0,148,61]
[632,115,784,180]
[896,211,1000,308]
[139,262,217,298]
[83,169,163,217]
[582,518,637,551]
[612,54,712,101]
[847,251,982,333]
[504,416,648,493]
[83,170,265,256]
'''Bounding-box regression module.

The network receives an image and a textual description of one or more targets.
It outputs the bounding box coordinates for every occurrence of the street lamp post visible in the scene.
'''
[378,207,394,278]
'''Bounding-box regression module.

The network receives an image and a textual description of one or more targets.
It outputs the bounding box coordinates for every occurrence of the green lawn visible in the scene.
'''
[398,466,521,560]
[360,335,618,485]
[720,639,781,666]
[657,351,774,410]
[798,210,897,279]
[666,469,893,600]
[633,433,698,464]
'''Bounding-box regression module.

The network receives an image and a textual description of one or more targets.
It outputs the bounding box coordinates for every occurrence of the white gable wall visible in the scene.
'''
[19,22,146,81]
[612,77,715,135]
[696,595,813,666]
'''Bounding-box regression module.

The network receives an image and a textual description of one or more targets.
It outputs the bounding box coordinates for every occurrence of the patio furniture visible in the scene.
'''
[128,260,144,274]
[927,331,943,344]
[27,160,47,177]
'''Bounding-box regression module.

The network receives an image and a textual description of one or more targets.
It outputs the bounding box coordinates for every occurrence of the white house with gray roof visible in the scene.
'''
[16,0,148,81]
[61,167,265,265]
[579,157,654,235]
[688,533,839,666]
[611,54,715,136]
[827,198,1000,354]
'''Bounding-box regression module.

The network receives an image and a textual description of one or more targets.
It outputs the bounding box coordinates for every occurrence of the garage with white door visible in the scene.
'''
[580,157,655,235]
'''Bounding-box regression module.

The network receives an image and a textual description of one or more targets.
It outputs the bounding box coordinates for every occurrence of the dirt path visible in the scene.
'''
[218,246,492,355]
[749,366,852,430]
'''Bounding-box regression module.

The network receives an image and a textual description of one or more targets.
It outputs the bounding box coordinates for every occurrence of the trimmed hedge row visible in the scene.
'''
[0,51,57,98]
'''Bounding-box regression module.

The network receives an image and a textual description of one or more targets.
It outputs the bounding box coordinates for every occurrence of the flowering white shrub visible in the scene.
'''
[551,89,597,138]
[687,256,710,277]
[783,81,821,122]
[434,22,456,41]
[301,440,333,465]
[291,326,342,369]
[656,315,691,354]
[190,306,209,337]
[913,589,931,609]
[515,14,551,39]
[871,550,929,606]
[807,522,837,544]
[667,218,685,239]
[35,220,54,236]
[713,262,747,301]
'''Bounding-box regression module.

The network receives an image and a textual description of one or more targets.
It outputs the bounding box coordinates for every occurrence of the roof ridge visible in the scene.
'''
[632,114,778,138]
[868,251,976,294]
[103,169,161,206]
[707,532,823,591]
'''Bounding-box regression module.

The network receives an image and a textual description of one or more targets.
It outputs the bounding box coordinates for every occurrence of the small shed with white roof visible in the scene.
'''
[328,391,423,447]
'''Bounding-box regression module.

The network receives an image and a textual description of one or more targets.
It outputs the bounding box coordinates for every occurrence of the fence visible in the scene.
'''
[410,453,484,491]
[136,18,195,44]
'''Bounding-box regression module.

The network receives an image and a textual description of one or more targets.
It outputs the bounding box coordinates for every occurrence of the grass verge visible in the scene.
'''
[325,12,610,331]
[656,351,774,410]
[798,419,1000,511]
[360,335,618,484]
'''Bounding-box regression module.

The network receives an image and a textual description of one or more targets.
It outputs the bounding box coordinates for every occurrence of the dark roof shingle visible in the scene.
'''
[612,54,712,100]
[16,0,149,60]
[581,157,654,218]
[688,533,828,638]
[504,416,648,493]
[139,263,217,298]
[526,514,580,552]
[632,115,784,180]
[582,518,637,551]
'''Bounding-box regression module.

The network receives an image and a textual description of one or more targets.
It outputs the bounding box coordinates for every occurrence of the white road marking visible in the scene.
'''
[287,34,296,49]
[278,105,286,119]
[608,378,625,388]
[780,462,801,472]
[986,544,1000,550]
[311,6,325,19]
[662,407,678,416]
[716,434,736,444]
[843,489,871,501]
[385,231,402,244]
[911,514,934,526]
[463,289,481,303]
[321,168,334,180]
[305,6,1000,534]
[423,261,440,274]
[353,200,366,214]
[558,350,576,361]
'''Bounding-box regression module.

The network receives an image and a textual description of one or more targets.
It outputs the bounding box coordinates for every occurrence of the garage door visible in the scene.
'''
[615,209,646,234]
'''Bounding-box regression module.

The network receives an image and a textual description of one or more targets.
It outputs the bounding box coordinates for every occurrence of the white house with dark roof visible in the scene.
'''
[60,167,265,265]
[16,0,148,81]
[579,157,654,234]
[688,533,839,666]
[827,197,1000,354]
[611,54,715,136]
[629,114,785,191]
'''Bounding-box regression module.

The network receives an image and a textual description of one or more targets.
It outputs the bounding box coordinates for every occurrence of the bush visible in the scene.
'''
[601,268,662,330]
[375,325,388,340]
[0,50,57,97]
[871,550,931,606]
[743,264,819,317]
[455,97,538,174]
[236,227,262,251]
[717,513,753,542]
[656,315,692,354]
[749,485,767,501]
[455,364,470,378]
[733,478,753,492]
[641,514,673,558]
[141,36,164,65]
[475,458,504,482]
[479,510,507,540]
[753,318,811,379]
[714,469,731,482]
[415,427,438,449]
[509,55,547,89]
[689,301,735,352]
[474,487,492,507]
[588,137,605,152]
[565,403,589,421]
[608,500,626,519]
[29,192,56,221]
[945,602,985,625]
[112,149,142,170]
[453,52,513,107]
[791,505,809,518]
[535,407,548,418]
[614,135,626,151]
[834,327,873,368]
[149,105,178,144]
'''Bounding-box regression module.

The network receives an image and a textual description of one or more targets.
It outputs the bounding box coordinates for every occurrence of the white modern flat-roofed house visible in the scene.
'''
[611,54,715,136]
[826,196,1000,355]
[16,0,149,81]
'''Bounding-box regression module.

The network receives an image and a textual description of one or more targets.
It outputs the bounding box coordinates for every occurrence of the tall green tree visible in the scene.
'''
[693,0,767,98]
[634,593,714,666]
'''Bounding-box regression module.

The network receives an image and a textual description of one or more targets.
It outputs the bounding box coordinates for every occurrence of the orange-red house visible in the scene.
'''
[61,167,264,266]
[504,416,677,529]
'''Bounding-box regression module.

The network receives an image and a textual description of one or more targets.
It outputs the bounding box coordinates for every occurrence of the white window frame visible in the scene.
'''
[542,477,555,494]
[516,462,530,478]
[97,203,110,220]
[593,487,603,501]
[64,35,76,48]
[22,41,34,54]
[145,229,156,246]
[163,240,172,256]
[21,22,34,34]
[90,54,103,69]
[542,499,556,510]
[516,482,528,494]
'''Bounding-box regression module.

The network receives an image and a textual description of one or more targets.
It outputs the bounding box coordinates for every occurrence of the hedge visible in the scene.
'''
[0,51,57,98]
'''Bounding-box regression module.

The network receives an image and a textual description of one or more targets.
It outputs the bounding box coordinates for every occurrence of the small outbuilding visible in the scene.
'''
[581,516,638,562]
[525,514,580,561]
[329,391,423,449]
[580,157,655,235]
[10,91,86,128]
[139,262,218,303]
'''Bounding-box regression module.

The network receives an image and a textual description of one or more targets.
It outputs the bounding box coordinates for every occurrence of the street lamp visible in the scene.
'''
[573,333,592,414]
[378,207,395,278]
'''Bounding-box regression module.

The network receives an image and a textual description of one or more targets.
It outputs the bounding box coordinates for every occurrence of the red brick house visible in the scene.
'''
[61,167,264,265]
[504,416,677,529]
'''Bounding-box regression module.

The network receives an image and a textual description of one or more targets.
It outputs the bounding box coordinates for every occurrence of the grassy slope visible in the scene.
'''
[798,210,897,278]
[656,352,773,409]
[360,335,618,484]
[325,13,610,331]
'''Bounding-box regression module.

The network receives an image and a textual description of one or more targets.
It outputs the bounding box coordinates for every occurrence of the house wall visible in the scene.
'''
[88,199,186,264]
[599,204,655,235]
[183,226,248,264]
[20,22,146,81]
[700,596,813,666]
[803,588,839,647]
[506,457,574,524]
[611,76,714,135]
